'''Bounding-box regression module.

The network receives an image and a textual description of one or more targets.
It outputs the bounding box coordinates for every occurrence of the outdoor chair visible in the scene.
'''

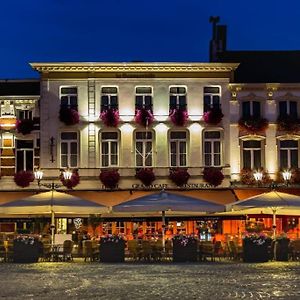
[83,240,99,262]
[62,240,74,262]
[200,241,215,261]
[41,243,51,262]
[127,240,141,261]
[228,240,243,260]
[213,241,224,261]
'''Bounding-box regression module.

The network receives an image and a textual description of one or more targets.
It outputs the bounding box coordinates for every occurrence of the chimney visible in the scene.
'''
[209,16,227,62]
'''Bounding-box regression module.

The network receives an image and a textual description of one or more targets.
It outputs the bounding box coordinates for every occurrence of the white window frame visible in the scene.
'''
[279,139,299,169]
[135,131,153,167]
[15,139,34,172]
[101,86,118,111]
[60,86,78,109]
[242,139,262,169]
[169,131,187,167]
[203,131,222,167]
[101,131,119,167]
[203,86,221,112]
[169,86,187,110]
[135,86,153,110]
[60,132,78,168]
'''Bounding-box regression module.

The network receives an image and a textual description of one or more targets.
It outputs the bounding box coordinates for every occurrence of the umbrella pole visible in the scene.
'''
[162,210,166,252]
[272,208,277,239]
[51,210,55,247]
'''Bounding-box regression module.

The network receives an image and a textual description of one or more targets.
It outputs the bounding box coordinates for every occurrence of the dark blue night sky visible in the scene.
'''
[1,0,300,78]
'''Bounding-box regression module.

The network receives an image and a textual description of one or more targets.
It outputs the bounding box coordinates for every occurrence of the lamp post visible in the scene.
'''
[34,168,72,246]
[282,170,292,186]
[253,170,263,186]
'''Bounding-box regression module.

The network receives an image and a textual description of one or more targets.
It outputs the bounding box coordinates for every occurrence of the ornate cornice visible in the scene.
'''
[30,62,239,73]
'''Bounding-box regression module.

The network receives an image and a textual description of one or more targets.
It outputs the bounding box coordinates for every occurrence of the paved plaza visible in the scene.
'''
[0,261,300,299]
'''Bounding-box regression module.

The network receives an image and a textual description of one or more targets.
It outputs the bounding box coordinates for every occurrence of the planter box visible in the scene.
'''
[274,238,290,261]
[13,240,41,263]
[243,239,272,263]
[99,239,125,263]
[172,240,198,262]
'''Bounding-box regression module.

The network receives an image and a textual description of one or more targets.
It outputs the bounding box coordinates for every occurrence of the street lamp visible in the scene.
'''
[253,170,263,185]
[34,168,72,246]
[282,170,292,186]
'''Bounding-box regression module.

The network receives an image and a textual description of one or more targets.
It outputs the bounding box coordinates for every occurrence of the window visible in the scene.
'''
[279,101,298,118]
[242,101,261,118]
[101,132,118,167]
[203,86,221,112]
[60,87,78,110]
[169,86,187,110]
[16,140,34,172]
[135,131,153,167]
[170,131,187,167]
[115,221,125,234]
[242,140,262,169]
[17,110,33,120]
[60,132,78,168]
[204,131,221,166]
[101,87,118,111]
[279,140,298,169]
[135,87,153,111]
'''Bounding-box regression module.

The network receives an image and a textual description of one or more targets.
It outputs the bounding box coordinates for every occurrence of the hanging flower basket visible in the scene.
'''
[100,109,120,127]
[169,168,190,187]
[60,170,80,189]
[169,109,189,126]
[59,107,80,126]
[99,169,120,189]
[203,108,224,125]
[238,117,269,134]
[135,168,156,186]
[14,170,34,188]
[135,109,154,127]
[277,115,300,132]
[240,168,271,185]
[16,119,34,135]
[203,167,224,187]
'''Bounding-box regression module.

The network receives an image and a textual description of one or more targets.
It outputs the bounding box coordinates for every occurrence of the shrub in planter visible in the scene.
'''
[277,115,300,132]
[59,107,80,126]
[13,236,42,263]
[99,169,120,189]
[172,235,198,262]
[99,235,125,262]
[169,109,189,126]
[203,167,224,187]
[135,109,154,127]
[60,170,80,189]
[135,168,156,186]
[238,117,269,134]
[16,119,34,135]
[100,109,120,127]
[14,170,34,188]
[203,108,224,125]
[169,168,190,187]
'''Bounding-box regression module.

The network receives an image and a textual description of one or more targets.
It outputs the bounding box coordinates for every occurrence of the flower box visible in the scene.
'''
[169,168,190,187]
[60,170,80,189]
[100,109,120,127]
[135,168,155,186]
[99,169,120,189]
[135,109,154,127]
[203,108,224,125]
[169,109,188,126]
[13,237,42,263]
[243,236,272,262]
[203,167,224,187]
[59,107,80,126]
[14,171,34,188]
[16,119,34,135]
[238,117,269,134]
[99,237,125,262]
[172,236,198,262]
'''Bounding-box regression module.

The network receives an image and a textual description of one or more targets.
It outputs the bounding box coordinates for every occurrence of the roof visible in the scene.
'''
[217,51,300,83]
[0,80,40,96]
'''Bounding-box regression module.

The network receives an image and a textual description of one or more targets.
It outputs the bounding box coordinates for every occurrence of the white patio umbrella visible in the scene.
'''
[113,190,225,249]
[0,191,108,245]
[227,190,300,238]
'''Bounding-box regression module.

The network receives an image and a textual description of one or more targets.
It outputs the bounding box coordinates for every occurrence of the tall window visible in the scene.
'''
[242,140,262,169]
[60,132,78,168]
[169,86,187,110]
[204,131,221,166]
[60,87,78,110]
[101,87,118,111]
[101,132,118,167]
[135,132,153,167]
[17,110,33,120]
[279,101,298,118]
[203,86,221,112]
[135,87,153,111]
[16,140,34,172]
[242,101,261,118]
[170,131,187,167]
[279,140,298,169]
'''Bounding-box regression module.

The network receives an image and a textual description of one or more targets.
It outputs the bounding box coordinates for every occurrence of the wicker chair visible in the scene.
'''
[83,240,99,262]
[62,240,74,261]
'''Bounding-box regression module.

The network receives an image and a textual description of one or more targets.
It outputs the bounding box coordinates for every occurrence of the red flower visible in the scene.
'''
[203,167,224,187]
[60,170,80,189]
[99,169,120,189]
[169,109,189,126]
[59,107,80,125]
[203,108,224,125]
[135,168,156,186]
[238,117,269,134]
[135,109,154,127]
[100,109,120,127]
[169,168,190,187]
[16,119,35,135]
[14,171,34,188]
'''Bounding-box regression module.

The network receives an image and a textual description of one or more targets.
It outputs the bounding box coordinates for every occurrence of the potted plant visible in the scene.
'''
[16,119,34,135]
[203,108,224,125]
[169,168,190,187]
[99,169,120,189]
[172,235,198,262]
[238,117,269,134]
[100,108,120,127]
[13,236,42,263]
[203,167,224,187]
[277,115,300,132]
[135,108,154,127]
[135,168,156,186]
[99,235,125,262]
[14,170,34,188]
[60,170,80,189]
[59,107,80,126]
[169,109,189,126]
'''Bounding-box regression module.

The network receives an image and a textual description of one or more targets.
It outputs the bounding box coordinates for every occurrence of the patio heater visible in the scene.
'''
[34,168,72,246]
